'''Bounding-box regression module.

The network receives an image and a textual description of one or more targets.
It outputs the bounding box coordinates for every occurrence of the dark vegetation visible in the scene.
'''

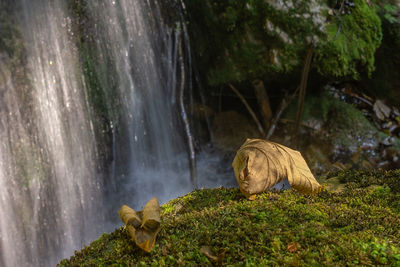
[185,0,400,138]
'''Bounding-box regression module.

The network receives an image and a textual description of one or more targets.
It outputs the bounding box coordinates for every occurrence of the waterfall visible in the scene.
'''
[0,1,104,266]
[0,0,234,266]
[0,0,195,266]
[86,0,195,209]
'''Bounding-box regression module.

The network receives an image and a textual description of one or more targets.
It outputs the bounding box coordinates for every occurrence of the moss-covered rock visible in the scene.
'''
[361,1,400,105]
[285,92,381,154]
[185,0,383,86]
[0,1,24,65]
[60,170,400,266]
[185,0,327,85]
[315,0,382,79]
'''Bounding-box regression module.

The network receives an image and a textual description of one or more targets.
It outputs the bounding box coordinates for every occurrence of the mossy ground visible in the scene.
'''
[59,170,400,266]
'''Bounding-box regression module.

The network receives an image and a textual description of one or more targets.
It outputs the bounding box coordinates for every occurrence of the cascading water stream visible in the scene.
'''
[86,0,196,209]
[0,1,104,266]
[0,0,234,266]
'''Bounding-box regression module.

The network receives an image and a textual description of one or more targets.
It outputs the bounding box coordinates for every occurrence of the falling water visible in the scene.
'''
[0,1,103,266]
[0,0,234,266]
[86,0,196,209]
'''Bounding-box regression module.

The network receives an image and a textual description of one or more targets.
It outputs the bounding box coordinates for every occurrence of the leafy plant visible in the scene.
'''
[383,4,399,24]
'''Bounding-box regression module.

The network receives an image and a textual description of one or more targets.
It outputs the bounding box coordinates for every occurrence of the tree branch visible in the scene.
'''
[229,84,266,137]
[293,46,314,146]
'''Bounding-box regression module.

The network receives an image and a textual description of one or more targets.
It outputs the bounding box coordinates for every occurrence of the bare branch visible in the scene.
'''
[229,84,266,137]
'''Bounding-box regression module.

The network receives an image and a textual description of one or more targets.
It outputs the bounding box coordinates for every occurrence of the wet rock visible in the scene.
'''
[383,147,400,162]
[374,147,400,170]
[373,100,391,121]
[389,125,400,136]
[303,118,323,131]
[280,89,400,173]
[361,140,376,151]
[382,121,394,129]
[378,160,390,169]
[303,143,333,174]
[381,136,396,147]
[393,107,400,117]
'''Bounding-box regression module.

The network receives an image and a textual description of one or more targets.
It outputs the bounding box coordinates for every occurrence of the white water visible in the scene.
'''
[87,0,197,209]
[0,1,103,266]
[0,1,235,266]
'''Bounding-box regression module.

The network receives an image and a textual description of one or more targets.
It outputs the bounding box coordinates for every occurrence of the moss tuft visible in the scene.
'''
[315,0,382,79]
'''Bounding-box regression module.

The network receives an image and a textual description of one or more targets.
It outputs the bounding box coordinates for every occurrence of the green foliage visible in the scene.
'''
[359,238,400,265]
[185,0,327,85]
[361,1,400,103]
[60,170,400,266]
[315,0,382,79]
[382,3,400,24]
[185,0,384,86]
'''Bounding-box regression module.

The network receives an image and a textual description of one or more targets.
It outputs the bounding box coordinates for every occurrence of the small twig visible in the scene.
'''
[252,79,272,132]
[218,86,223,113]
[334,24,342,40]
[293,46,314,147]
[229,84,266,137]
[334,0,345,40]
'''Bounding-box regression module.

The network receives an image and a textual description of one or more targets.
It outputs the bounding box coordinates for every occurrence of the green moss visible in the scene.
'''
[0,2,33,107]
[0,2,24,63]
[185,0,383,86]
[60,170,400,266]
[13,139,49,188]
[315,0,382,79]
[80,44,113,122]
[334,169,400,193]
[361,2,400,104]
[67,1,121,169]
[185,0,327,85]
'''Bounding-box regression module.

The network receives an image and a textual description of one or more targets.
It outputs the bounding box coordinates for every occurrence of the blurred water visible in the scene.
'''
[86,0,191,209]
[0,0,208,266]
[0,1,106,266]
